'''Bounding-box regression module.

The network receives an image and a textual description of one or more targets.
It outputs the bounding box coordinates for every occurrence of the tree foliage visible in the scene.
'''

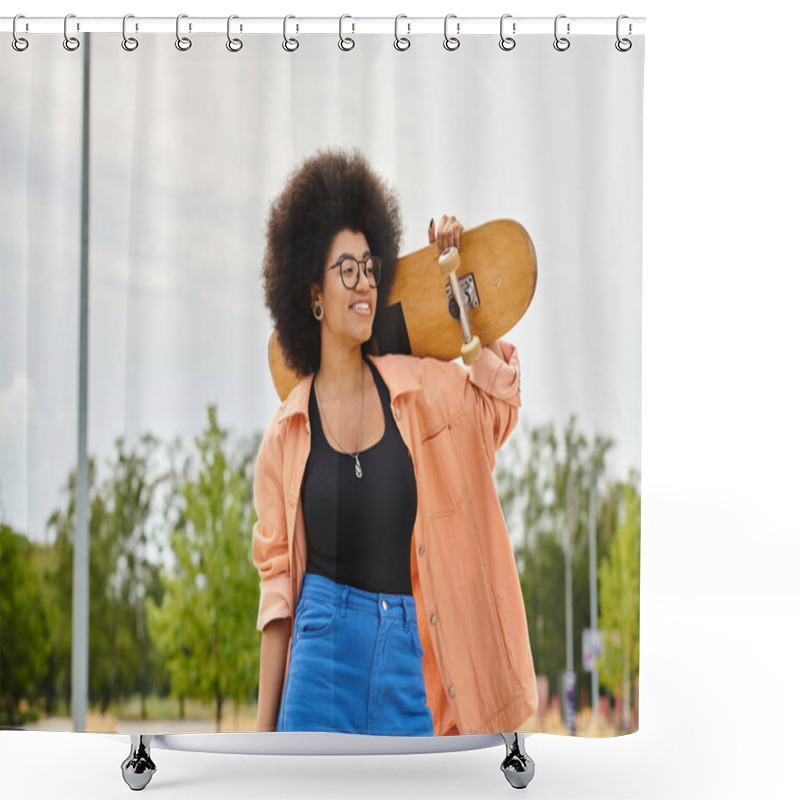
[496,416,621,710]
[0,525,52,725]
[38,436,169,718]
[3,406,264,728]
[597,476,641,730]
[146,405,261,730]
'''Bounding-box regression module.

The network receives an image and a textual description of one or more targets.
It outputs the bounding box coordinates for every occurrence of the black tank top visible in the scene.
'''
[301,359,417,595]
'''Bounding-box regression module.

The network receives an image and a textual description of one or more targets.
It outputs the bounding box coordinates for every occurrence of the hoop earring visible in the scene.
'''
[313,302,324,321]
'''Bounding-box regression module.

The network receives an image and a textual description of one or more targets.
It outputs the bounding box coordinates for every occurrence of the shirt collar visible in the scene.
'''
[277,354,421,424]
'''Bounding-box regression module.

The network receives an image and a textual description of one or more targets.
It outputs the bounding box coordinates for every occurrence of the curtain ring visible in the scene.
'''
[443,14,460,51]
[121,14,139,51]
[282,15,299,51]
[615,15,632,52]
[226,15,243,52]
[63,13,80,51]
[394,14,410,51]
[553,14,571,51]
[339,14,355,51]
[12,14,29,52]
[499,14,515,51]
[175,14,192,51]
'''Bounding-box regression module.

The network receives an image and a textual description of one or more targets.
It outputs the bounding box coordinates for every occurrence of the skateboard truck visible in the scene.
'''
[445,273,480,316]
[439,247,481,365]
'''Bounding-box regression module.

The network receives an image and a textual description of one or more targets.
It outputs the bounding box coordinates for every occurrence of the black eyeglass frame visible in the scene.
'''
[327,255,382,290]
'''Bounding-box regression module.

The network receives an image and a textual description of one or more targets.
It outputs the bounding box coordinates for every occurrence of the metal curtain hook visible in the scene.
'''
[339,14,355,51]
[122,14,139,51]
[176,13,192,51]
[553,14,571,51]
[394,14,410,51]
[12,14,29,51]
[63,13,80,51]
[226,14,243,52]
[499,13,516,51]
[283,15,299,51]
[443,14,460,51]
[615,14,632,51]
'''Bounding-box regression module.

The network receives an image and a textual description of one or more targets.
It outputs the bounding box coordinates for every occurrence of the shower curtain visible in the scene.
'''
[0,19,644,739]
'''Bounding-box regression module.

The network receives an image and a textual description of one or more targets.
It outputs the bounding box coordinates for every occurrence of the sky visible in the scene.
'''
[0,31,643,543]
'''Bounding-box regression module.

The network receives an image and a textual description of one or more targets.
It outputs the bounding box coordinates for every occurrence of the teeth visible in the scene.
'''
[352,303,370,311]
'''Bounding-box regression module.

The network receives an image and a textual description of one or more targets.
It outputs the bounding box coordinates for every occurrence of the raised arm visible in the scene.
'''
[426,216,521,463]
[458,339,522,466]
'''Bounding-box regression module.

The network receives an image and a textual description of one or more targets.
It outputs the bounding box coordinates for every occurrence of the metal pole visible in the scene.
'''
[564,469,576,675]
[589,459,599,726]
[564,526,574,675]
[563,469,576,734]
[72,31,91,733]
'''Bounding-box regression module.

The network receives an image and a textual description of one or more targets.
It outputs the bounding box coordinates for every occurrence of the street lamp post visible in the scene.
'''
[72,31,91,734]
[563,468,578,735]
[588,457,599,727]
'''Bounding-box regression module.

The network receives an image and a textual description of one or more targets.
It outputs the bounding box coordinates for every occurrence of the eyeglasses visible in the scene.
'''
[328,255,382,289]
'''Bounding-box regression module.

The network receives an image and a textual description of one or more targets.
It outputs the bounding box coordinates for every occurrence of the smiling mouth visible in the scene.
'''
[349,301,372,315]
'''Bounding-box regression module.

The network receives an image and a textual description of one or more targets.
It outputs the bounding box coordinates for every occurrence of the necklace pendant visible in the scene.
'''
[354,455,362,479]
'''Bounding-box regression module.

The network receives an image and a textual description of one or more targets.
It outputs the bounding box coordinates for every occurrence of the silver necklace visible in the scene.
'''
[315,361,365,478]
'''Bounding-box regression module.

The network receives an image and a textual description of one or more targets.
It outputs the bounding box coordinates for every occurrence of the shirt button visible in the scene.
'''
[381,600,388,611]
[430,613,438,625]
[395,408,401,420]
[419,545,426,556]
[449,685,456,697]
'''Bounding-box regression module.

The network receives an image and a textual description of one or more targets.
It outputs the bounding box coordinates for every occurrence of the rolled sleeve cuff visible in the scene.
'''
[468,340,521,405]
[256,578,293,633]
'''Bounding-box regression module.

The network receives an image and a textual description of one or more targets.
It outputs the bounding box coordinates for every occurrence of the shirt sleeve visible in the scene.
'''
[251,413,293,632]
[460,339,522,466]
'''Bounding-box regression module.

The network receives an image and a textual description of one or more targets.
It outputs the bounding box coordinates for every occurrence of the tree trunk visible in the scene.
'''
[137,600,147,720]
[622,671,631,731]
[110,600,119,711]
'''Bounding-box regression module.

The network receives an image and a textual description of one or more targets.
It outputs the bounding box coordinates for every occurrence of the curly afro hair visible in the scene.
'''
[261,148,403,376]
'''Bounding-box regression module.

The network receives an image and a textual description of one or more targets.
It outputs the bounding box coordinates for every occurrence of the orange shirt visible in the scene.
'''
[251,340,538,734]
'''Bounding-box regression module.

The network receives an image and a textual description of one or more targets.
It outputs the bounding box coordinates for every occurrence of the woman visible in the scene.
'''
[253,149,538,736]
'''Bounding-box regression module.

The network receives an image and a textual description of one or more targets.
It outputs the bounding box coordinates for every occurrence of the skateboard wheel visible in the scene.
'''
[461,335,482,366]
[439,247,460,276]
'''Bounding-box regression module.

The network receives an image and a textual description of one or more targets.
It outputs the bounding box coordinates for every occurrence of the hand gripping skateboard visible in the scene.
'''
[268,219,537,401]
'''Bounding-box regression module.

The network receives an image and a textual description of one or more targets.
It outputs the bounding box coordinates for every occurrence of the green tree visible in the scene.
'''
[42,434,169,721]
[496,416,615,713]
[95,434,168,716]
[147,405,260,730]
[0,525,52,725]
[43,457,105,717]
[597,475,640,731]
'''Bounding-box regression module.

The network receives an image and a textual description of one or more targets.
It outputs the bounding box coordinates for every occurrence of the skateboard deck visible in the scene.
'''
[268,219,537,400]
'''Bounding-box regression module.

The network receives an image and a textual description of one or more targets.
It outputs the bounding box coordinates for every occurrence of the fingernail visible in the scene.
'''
[429,218,434,229]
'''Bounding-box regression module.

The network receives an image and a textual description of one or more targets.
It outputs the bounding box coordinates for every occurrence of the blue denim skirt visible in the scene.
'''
[277,573,434,736]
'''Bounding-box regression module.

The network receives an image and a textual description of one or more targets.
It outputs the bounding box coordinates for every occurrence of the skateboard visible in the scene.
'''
[268,219,537,400]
